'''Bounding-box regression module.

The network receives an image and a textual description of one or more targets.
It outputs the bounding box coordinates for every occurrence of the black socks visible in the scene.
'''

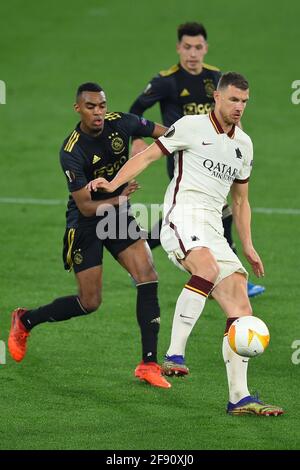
[21,295,92,330]
[136,282,160,363]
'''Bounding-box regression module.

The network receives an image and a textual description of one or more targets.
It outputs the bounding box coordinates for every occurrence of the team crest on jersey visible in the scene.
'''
[164,125,175,138]
[204,79,216,98]
[235,148,243,159]
[109,132,125,154]
[73,250,83,265]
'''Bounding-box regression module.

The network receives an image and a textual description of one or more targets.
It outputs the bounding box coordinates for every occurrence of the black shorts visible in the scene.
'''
[62,208,143,273]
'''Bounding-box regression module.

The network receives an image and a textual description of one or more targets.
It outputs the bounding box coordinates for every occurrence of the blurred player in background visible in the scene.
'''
[88,72,283,416]
[129,21,265,298]
[8,82,171,389]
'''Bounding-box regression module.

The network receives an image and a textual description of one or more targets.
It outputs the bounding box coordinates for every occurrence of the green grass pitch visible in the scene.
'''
[0,0,300,450]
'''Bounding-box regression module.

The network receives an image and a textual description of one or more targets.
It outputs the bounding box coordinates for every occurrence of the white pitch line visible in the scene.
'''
[0,197,299,215]
[253,207,300,215]
[0,197,66,206]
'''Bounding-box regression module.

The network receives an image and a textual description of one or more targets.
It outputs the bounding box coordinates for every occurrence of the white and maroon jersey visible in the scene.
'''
[156,111,253,218]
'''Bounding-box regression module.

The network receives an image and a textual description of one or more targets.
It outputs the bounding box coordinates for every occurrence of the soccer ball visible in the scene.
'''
[227,316,270,358]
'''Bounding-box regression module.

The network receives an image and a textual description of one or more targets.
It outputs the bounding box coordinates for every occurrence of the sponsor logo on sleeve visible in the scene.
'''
[143,83,152,95]
[164,125,175,138]
[65,170,76,183]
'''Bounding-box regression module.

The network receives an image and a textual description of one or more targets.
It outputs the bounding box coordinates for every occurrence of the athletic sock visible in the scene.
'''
[136,281,160,363]
[223,317,250,403]
[21,295,90,330]
[166,275,214,357]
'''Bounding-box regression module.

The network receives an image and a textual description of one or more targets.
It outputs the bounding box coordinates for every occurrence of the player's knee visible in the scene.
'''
[132,265,158,284]
[210,261,220,282]
[185,249,219,282]
[194,260,219,283]
[80,294,102,313]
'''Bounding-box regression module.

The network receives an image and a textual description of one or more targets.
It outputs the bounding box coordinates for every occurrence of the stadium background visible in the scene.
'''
[0,0,299,450]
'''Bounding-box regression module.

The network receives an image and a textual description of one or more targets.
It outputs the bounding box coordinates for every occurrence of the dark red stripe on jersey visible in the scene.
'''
[172,150,183,204]
[227,126,235,139]
[210,111,223,134]
[155,139,172,156]
[234,177,249,184]
[224,317,239,335]
[169,222,187,255]
[164,151,186,254]
[185,275,214,297]
[165,150,183,224]
[210,111,235,138]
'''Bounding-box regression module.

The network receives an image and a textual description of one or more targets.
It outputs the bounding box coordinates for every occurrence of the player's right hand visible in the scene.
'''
[86,177,113,192]
[243,246,265,278]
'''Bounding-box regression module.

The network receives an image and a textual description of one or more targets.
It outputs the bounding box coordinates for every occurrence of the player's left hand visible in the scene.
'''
[120,180,140,197]
[243,246,265,278]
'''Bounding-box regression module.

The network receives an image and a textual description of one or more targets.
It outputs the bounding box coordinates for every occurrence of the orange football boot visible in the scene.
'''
[135,361,171,388]
[8,308,30,362]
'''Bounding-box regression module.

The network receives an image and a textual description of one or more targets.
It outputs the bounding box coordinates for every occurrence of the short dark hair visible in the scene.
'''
[76,82,104,99]
[217,72,249,91]
[177,22,207,41]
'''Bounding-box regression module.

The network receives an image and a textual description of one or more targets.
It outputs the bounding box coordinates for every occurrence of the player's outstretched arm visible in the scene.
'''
[131,138,149,157]
[88,142,163,193]
[231,181,264,278]
[73,181,140,217]
[131,124,166,157]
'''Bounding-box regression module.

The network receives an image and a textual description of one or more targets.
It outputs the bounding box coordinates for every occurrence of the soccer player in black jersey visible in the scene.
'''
[8,82,171,389]
[129,21,265,298]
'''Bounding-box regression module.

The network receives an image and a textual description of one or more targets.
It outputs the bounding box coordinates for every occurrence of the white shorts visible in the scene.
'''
[160,209,248,286]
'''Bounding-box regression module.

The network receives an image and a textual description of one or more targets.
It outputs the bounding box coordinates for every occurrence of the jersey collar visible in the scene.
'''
[209,111,235,138]
[76,122,105,141]
[179,63,204,77]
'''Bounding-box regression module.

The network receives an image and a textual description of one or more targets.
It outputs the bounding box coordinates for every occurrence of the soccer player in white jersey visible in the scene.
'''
[88,72,283,416]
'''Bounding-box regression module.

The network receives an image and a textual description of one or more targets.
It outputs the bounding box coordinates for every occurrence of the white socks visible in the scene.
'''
[166,275,213,357]
[222,335,250,403]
